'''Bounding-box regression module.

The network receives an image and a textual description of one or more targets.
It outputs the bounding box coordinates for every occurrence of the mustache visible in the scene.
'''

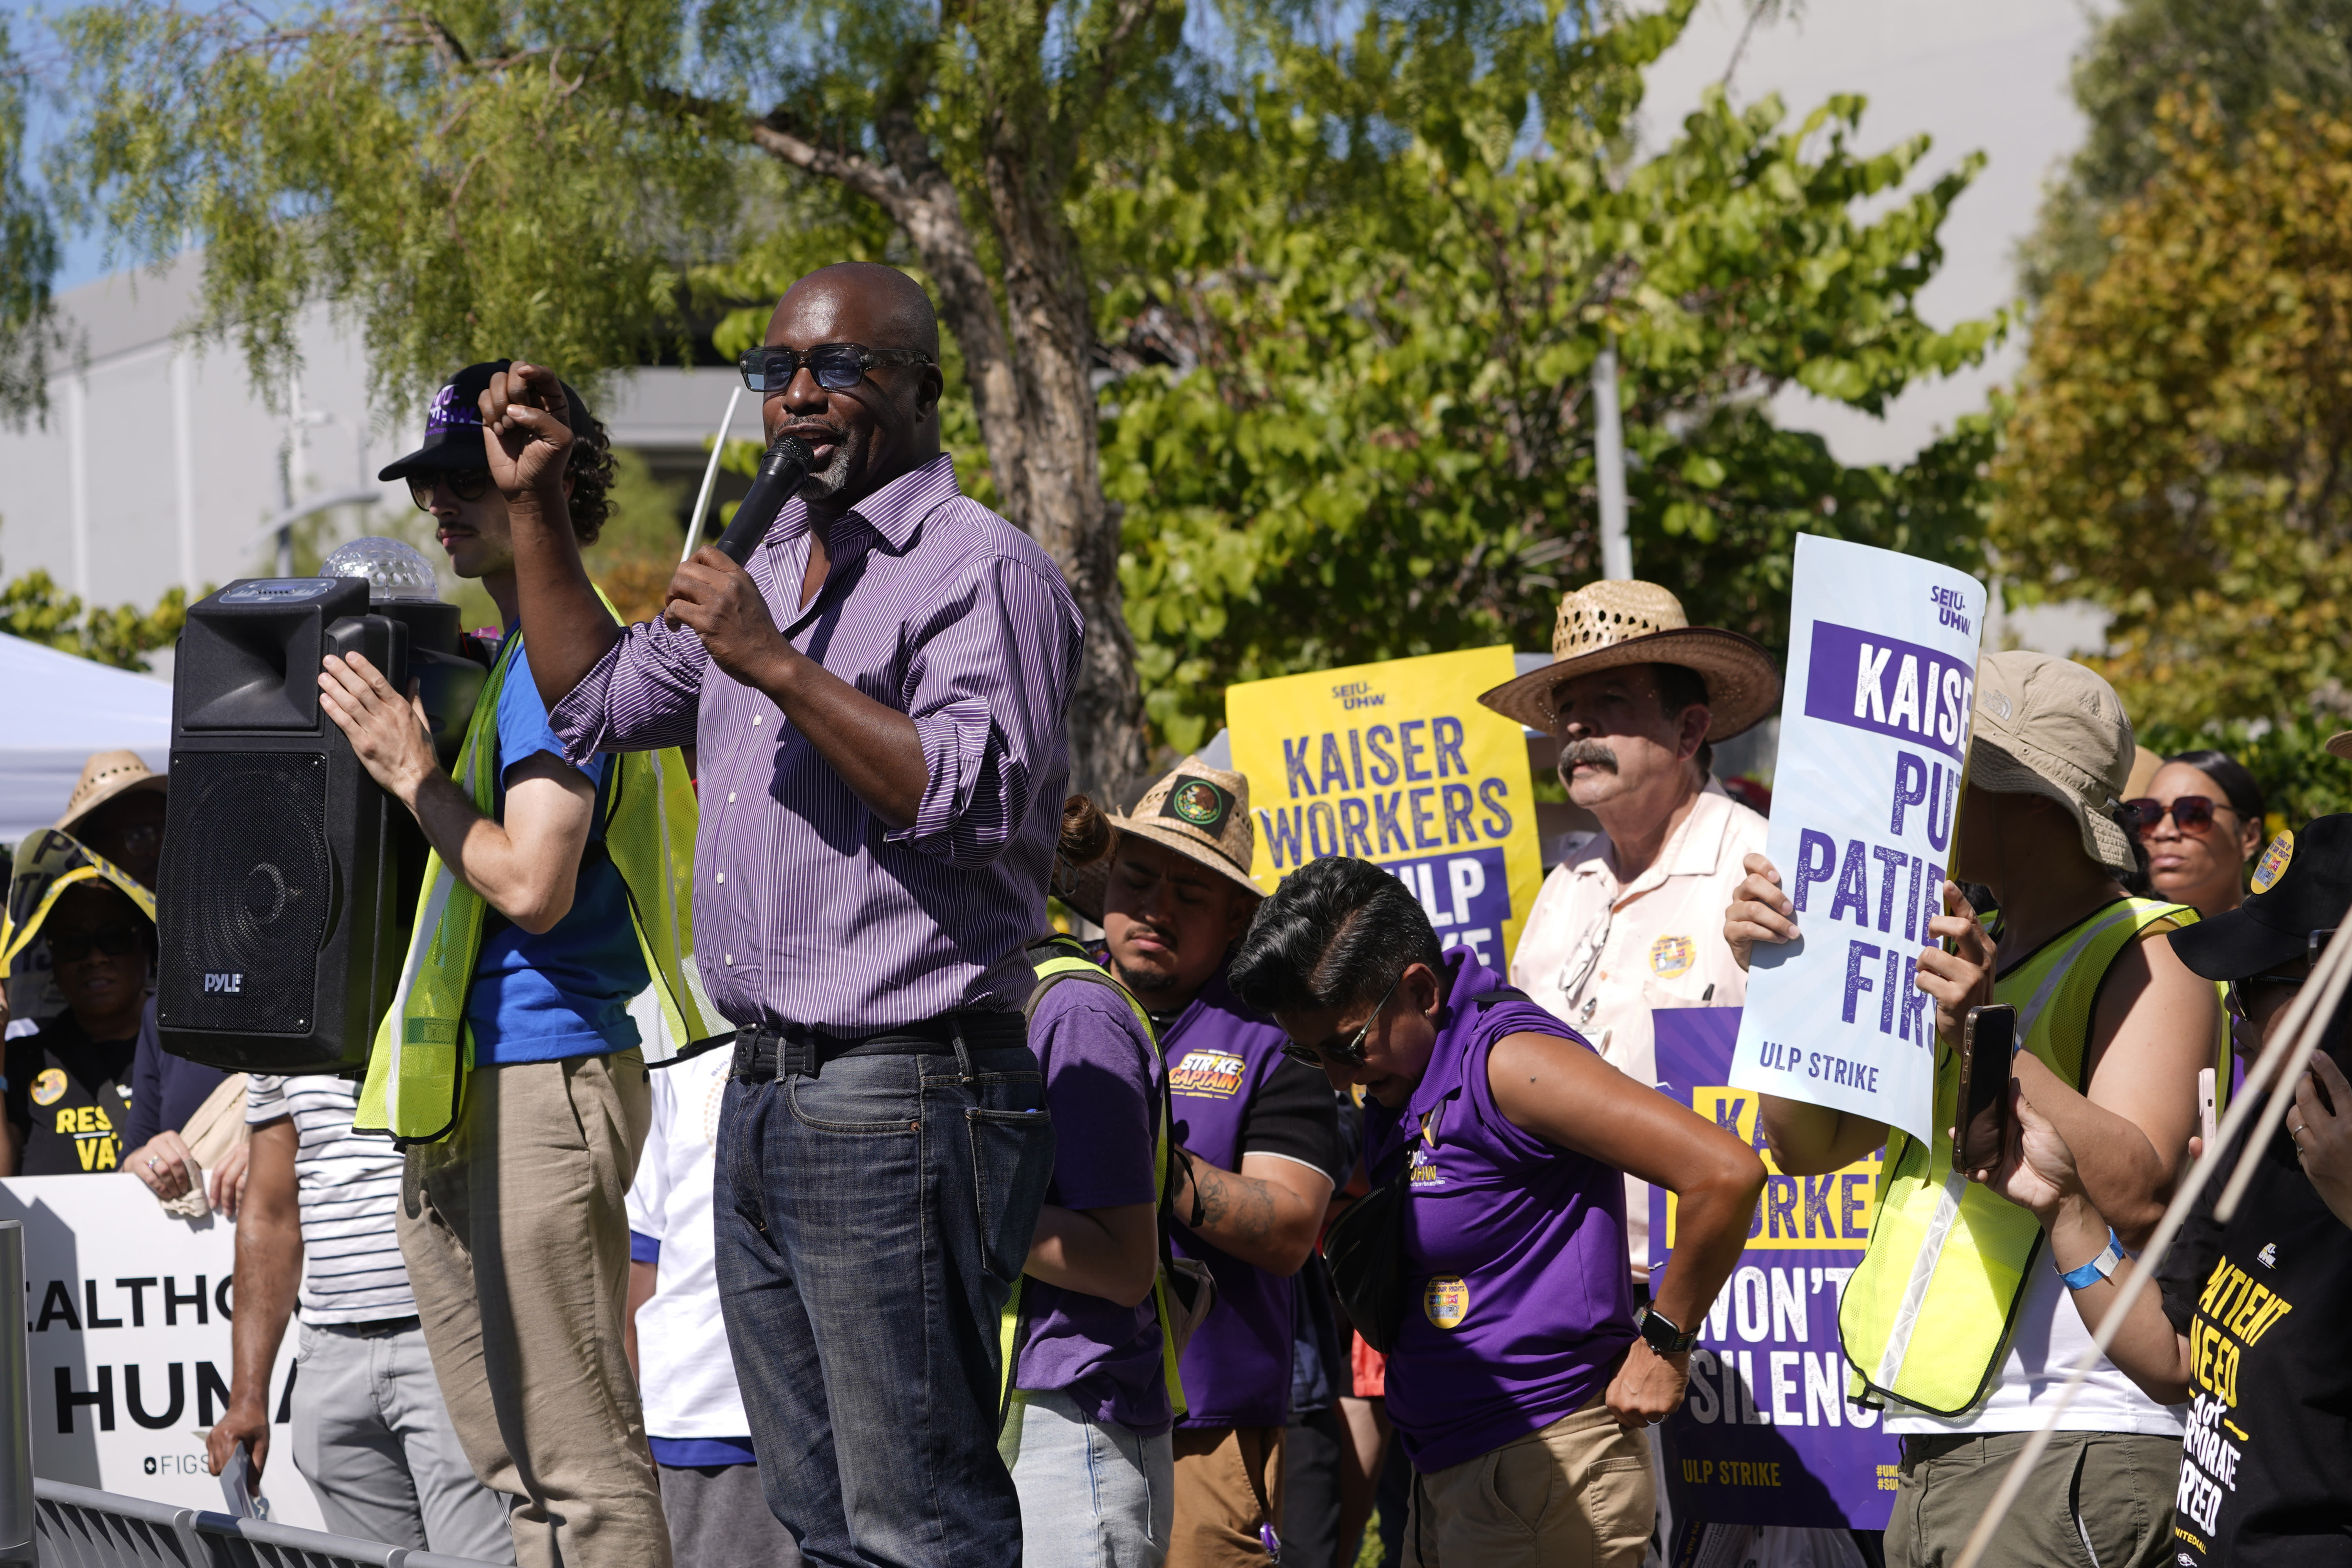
[1561,739,1619,773]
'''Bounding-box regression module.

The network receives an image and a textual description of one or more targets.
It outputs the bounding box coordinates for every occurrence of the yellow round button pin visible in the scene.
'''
[1423,1275,1470,1329]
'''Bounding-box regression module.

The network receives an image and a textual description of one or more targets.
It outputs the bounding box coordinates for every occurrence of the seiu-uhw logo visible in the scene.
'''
[203,973,243,994]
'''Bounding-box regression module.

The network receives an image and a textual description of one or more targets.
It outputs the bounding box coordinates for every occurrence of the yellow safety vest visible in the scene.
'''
[1838,896,2228,1416]
[358,615,725,1142]
[1002,934,1189,1422]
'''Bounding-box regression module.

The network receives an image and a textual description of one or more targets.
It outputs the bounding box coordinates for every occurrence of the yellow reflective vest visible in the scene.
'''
[1838,896,2228,1416]
[358,620,725,1142]
[1002,934,1190,1422]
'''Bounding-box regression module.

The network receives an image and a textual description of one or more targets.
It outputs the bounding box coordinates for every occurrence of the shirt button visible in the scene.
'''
[725,954,734,966]
[727,792,737,803]
[752,714,763,727]
[715,872,725,885]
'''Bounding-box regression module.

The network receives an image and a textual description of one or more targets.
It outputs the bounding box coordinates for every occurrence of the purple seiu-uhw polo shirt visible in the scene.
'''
[1363,948,1636,1472]
[1162,968,1309,1430]
[1011,962,1173,1436]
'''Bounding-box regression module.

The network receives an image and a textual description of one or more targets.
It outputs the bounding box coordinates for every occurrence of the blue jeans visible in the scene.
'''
[714,1035,1053,1568]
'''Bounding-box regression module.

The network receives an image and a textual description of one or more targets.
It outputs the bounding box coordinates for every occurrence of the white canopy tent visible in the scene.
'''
[0,633,172,847]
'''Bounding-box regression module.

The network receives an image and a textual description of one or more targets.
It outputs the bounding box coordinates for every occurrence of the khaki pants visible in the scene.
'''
[1170,1425,1285,1568]
[1402,1398,1652,1568]
[397,1051,664,1568]
[1886,1430,2178,1568]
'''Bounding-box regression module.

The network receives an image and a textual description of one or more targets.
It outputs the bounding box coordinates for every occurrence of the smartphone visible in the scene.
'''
[219,1439,258,1517]
[1954,1003,2018,1167]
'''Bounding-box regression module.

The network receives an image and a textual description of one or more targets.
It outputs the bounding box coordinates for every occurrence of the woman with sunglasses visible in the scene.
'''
[2,884,157,1176]
[2115,750,2266,920]
[1229,856,1763,1567]
[1963,814,2352,1567]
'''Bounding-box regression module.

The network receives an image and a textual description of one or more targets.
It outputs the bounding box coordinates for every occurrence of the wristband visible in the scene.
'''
[2057,1228,2127,1289]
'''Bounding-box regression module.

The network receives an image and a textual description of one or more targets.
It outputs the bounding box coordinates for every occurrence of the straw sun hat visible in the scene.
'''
[1476,580,1780,740]
[53,750,167,837]
[1059,757,1264,924]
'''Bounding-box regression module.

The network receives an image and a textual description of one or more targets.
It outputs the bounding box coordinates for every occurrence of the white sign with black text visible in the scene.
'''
[0,1173,325,1528]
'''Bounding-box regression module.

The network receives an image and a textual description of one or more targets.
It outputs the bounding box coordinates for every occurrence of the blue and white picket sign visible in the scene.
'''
[1729,533,1987,1149]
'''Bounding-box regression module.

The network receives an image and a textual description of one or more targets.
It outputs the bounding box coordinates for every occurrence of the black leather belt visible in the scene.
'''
[320,1315,421,1338]
[731,1011,1027,1083]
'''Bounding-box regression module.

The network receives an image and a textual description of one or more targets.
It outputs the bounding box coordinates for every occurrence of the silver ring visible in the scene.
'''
[146,1157,160,1171]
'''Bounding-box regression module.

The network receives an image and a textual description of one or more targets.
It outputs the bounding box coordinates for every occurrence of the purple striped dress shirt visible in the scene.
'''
[550,454,1084,1033]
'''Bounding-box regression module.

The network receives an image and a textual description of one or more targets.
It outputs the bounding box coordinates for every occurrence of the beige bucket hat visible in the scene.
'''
[1968,650,2136,872]
[1476,580,1780,741]
[1059,757,1263,924]
[53,750,167,837]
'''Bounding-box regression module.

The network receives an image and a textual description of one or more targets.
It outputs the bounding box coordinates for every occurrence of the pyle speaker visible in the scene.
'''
[156,577,419,1073]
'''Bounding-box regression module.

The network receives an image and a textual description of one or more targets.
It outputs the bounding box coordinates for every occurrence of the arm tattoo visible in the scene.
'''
[1190,1161,1279,1248]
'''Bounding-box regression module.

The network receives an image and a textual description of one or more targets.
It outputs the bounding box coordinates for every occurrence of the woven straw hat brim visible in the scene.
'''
[53,767,167,836]
[1969,738,2136,873]
[1056,818,1265,926]
[2329,729,2352,762]
[1476,627,1782,741]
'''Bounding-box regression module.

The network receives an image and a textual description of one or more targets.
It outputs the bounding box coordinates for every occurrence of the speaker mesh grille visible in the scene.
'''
[160,752,330,1033]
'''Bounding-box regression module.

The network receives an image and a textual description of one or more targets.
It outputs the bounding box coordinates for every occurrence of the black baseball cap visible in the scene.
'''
[2170,814,2352,981]
[377,360,596,482]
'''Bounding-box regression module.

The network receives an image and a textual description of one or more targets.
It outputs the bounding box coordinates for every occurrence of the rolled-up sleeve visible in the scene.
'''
[885,555,1082,868]
[550,614,711,766]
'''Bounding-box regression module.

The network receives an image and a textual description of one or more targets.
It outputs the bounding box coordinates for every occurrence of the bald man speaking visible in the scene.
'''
[486,263,1082,1568]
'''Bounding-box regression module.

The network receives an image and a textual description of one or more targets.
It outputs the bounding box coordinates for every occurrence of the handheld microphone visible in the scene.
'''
[710,433,816,565]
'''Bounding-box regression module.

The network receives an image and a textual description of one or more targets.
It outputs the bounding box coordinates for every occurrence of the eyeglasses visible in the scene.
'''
[735,343,936,395]
[2224,928,2337,1019]
[408,469,495,509]
[1280,972,1404,1070]
[2113,795,2233,840]
[48,924,147,963]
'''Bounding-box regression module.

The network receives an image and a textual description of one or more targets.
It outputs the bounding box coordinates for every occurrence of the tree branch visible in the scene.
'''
[744,116,914,219]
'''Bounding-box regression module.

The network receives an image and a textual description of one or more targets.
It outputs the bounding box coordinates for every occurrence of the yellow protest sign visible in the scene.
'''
[1225,647,1543,968]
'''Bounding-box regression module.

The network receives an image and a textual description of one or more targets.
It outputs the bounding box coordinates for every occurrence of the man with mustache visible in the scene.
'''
[1479,582,1829,1561]
[485,263,1082,1568]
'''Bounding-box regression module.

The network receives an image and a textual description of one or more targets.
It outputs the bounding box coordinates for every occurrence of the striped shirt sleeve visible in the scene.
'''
[887,555,1084,869]
[552,612,711,762]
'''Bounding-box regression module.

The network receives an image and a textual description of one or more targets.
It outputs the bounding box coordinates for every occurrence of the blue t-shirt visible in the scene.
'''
[464,634,650,1064]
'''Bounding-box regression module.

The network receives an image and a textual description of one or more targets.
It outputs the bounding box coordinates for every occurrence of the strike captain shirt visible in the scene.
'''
[2156,1086,2352,1566]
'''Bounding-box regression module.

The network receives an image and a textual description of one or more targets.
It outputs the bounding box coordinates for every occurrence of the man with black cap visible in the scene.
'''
[1969,816,2352,1568]
[316,363,681,1568]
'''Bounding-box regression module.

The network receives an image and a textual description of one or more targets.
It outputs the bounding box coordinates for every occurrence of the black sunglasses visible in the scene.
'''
[49,923,148,963]
[2113,795,2233,840]
[735,343,936,395]
[409,469,495,509]
[2225,928,2339,1019]
[1281,972,1405,1070]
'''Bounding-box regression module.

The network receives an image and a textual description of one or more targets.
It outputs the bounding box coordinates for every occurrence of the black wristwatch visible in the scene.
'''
[1634,1304,1699,1355]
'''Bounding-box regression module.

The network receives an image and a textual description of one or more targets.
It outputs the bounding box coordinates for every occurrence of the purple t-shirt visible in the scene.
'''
[1163,970,1328,1430]
[1011,963,1172,1436]
[1364,949,1635,1472]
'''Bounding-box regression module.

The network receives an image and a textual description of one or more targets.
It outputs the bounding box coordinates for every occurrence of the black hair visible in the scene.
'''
[1229,856,1445,1018]
[2165,749,2265,824]
[1651,662,1715,780]
[563,406,616,547]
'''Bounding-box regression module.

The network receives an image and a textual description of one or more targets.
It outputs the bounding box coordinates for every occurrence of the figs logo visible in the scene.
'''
[203,972,245,994]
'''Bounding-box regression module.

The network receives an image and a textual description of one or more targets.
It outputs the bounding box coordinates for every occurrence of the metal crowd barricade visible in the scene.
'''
[35,1479,504,1567]
[0,1219,500,1568]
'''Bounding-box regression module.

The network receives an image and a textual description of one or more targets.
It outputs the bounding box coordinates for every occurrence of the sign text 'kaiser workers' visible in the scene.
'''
[1225,647,1542,967]
[1731,535,1986,1148]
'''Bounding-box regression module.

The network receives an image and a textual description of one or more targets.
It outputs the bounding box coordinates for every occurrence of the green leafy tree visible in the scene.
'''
[1091,11,2000,747]
[45,0,1183,798]
[1993,92,2352,733]
[2023,0,2352,294]
[0,17,67,428]
[0,564,191,670]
